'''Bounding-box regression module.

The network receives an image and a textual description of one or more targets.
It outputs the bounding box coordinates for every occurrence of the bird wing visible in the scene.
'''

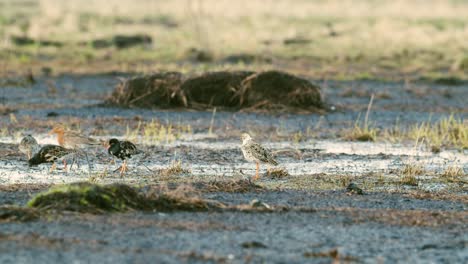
[248,141,278,165]
[43,145,73,161]
[65,132,100,146]
[120,141,142,156]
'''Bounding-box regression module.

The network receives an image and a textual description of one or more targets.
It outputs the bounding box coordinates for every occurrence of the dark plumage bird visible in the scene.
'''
[28,144,75,171]
[107,138,142,175]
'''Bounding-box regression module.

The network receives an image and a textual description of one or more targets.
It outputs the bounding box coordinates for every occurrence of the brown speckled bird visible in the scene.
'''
[19,135,40,159]
[28,144,75,172]
[240,133,278,180]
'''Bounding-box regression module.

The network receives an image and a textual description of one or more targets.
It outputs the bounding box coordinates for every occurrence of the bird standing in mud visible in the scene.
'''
[28,145,75,172]
[106,138,143,176]
[240,133,278,180]
[49,124,102,171]
[19,135,40,159]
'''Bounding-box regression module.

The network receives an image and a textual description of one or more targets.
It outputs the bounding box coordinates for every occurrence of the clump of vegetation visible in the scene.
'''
[267,167,290,179]
[346,121,378,142]
[407,115,468,151]
[27,182,152,213]
[203,179,263,193]
[159,160,191,177]
[344,95,378,142]
[346,183,365,195]
[146,185,225,212]
[0,206,40,223]
[399,163,425,186]
[380,115,467,151]
[452,55,468,71]
[27,182,225,214]
[107,71,323,112]
[440,166,466,182]
[125,120,191,144]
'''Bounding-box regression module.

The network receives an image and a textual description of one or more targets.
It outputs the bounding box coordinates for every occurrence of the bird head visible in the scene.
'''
[49,124,65,135]
[240,133,252,144]
[107,138,120,150]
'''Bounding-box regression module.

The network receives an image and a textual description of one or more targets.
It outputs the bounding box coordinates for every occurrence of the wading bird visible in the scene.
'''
[240,133,278,180]
[106,138,143,175]
[28,144,75,172]
[49,124,102,171]
[19,135,39,159]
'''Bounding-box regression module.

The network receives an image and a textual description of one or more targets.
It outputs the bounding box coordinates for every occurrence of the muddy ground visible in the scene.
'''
[0,74,467,263]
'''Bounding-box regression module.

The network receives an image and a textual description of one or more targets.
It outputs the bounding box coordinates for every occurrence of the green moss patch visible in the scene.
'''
[27,182,225,214]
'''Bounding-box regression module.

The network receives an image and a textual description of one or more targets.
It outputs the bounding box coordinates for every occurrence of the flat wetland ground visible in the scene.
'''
[0,0,467,263]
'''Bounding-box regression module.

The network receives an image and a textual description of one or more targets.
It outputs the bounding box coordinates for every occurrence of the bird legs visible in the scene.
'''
[121,160,128,176]
[50,162,57,172]
[253,162,260,181]
[114,160,128,176]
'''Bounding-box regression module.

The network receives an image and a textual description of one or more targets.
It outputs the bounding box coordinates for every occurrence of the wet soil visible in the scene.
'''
[0,74,467,263]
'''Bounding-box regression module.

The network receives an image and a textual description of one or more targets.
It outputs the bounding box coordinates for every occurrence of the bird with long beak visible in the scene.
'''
[240,133,278,180]
[49,124,102,171]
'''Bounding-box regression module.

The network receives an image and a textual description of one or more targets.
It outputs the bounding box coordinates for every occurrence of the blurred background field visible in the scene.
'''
[1,0,467,80]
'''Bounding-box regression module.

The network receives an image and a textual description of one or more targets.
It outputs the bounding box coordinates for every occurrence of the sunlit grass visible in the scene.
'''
[367,114,467,151]
[125,120,192,144]
[1,0,468,79]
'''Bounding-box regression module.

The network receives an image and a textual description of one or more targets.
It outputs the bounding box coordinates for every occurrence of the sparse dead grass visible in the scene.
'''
[158,160,191,177]
[440,166,466,183]
[0,206,40,223]
[399,163,425,186]
[344,95,378,142]
[267,167,290,179]
[384,115,468,151]
[201,179,263,193]
[125,119,191,144]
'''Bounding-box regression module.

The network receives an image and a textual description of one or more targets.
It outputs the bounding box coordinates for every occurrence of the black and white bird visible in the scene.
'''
[240,133,278,180]
[28,144,75,172]
[19,135,40,159]
[106,138,142,175]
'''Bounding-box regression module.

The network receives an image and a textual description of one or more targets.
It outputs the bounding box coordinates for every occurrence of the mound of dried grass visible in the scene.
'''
[107,70,324,112]
[181,71,253,108]
[240,70,323,111]
[107,72,184,108]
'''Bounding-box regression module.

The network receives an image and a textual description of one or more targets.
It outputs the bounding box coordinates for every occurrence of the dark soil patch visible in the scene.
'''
[283,37,312,45]
[106,70,323,112]
[220,53,272,64]
[184,48,214,62]
[89,34,152,49]
[11,36,63,47]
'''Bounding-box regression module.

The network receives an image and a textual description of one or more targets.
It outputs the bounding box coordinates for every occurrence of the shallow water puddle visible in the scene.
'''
[0,135,466,185]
